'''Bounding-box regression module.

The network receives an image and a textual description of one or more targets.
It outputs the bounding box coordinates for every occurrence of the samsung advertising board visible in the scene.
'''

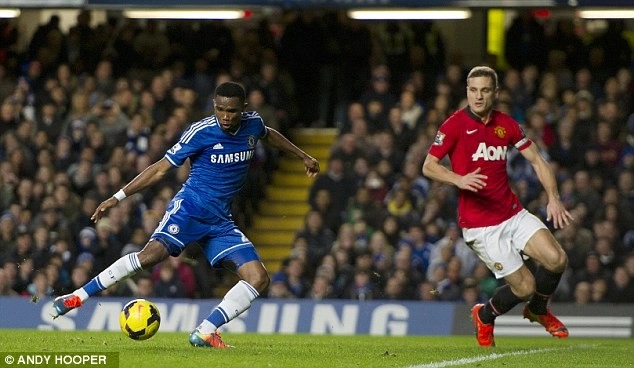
[0,297,455,335]
[1,297,632,337]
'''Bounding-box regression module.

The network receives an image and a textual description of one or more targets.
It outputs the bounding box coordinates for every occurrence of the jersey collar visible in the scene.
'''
[464,106,495,125]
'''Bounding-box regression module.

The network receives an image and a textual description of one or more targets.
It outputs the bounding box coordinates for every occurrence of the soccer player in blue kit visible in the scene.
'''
[52,82,320,348]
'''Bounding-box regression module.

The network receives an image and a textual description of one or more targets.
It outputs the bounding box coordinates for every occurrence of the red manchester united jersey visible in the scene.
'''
[428,107,532,228]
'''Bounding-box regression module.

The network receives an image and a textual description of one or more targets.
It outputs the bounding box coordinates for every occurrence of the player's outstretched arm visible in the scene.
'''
[91,158,174,222]
[262,127,320,177]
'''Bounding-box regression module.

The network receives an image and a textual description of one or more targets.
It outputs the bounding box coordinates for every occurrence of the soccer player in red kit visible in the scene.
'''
[423,66,573,347]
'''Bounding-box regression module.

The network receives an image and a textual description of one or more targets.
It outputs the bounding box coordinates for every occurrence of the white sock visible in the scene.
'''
[74,252,142,302]
[197,320,216,334]
[198,280,259,334]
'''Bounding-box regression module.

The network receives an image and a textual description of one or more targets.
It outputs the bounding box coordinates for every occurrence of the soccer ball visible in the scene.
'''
[119,299,161,340]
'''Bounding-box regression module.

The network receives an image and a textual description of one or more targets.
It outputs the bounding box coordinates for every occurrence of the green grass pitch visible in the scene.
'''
[1,330,633,367]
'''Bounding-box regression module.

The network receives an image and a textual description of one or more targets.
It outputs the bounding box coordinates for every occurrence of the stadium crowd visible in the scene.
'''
[0,10,633,304]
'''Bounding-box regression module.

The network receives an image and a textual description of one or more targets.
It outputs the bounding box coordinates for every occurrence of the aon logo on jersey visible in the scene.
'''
[471,143,508,161]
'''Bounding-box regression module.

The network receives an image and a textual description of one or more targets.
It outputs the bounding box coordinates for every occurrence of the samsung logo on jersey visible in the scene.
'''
[472,143,508,161]
[210,150,255,164]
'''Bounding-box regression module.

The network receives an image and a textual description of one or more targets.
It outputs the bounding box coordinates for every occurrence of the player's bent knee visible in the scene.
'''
[552,251,568,272]
[238,261,270,292]
[544,245,568,272]
[248,271,270,293]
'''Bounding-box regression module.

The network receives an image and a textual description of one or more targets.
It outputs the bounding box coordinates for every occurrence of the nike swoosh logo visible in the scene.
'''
[467,129,478,134]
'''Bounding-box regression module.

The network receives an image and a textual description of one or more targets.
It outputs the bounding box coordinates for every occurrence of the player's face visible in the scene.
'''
[214,96,247,133]
[466,76,498,120]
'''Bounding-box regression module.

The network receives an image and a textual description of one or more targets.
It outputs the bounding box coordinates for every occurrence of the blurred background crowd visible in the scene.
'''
[0,9,633,305]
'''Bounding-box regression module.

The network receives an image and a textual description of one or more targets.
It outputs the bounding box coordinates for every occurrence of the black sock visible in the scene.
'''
[529,267,563,315]
[479,284,523,324]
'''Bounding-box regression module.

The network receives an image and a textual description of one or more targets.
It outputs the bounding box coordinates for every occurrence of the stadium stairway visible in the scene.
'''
[247,128,338,274]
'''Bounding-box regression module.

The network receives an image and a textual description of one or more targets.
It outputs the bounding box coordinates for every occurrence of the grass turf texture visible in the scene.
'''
[1,330,633,367]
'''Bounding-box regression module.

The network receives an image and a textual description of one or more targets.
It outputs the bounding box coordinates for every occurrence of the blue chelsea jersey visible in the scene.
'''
[164,111,267,220]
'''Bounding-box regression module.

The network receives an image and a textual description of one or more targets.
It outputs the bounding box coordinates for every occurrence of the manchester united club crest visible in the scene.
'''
[494,262,503,271]
[493,126,506,139]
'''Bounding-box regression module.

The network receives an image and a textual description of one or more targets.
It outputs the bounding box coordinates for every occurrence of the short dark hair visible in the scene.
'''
[467,66,498,89]
[215,82,246,104]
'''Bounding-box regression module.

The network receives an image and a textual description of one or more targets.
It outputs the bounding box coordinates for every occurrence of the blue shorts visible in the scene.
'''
[150,198,261,272]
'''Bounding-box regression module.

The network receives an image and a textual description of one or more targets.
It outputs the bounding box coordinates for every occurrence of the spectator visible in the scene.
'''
[327,249,355,297]
[460,277,487,305]
[472,262,498,299]
[2,259,20,294]
[553,216,594,272]
[132,273,154,298]
[88,99,129,150]
[0,268,17,295]
[435,258,463,301]
[504,10,547,71]
[344,269,376,301]
[571,251,611,288]
[153,259,185,298]
[271,257,310,298]
[24,271,53,300]
[572,170,602,226]
[593,237,618,271]
[311,188,340,234]
[133,20,170,70]
[386,106,415,154]
[398,90,424,131]
[31,224,51,269]
[398,224,435,275]
[92,218,123,270]
[364,169,390,205]
[308,156,357,222]
[388,247,424,297]
[267,280,294,299]
[75,252,96,278]
[431,222,477,279]
[605,266,634,303]
[308,274,335,300]
[0,212,17,260]
[380,276,408,300]
[590,278,608,303]
[69,265,91,294]
[573,281,591,305]
[11,230,32,262]
[369,130,405,174]
[295,210,335,270]
[589,20,631,79]
[367,231,394,279]
[416,280,438,302]
[151,255,197,298]
[344,186,384,231]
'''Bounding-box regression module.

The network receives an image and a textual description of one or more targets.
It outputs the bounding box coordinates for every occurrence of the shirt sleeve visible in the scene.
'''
[510,118,532,151]
[428,118,458,159]
[164,122,209,167]
[255,112,268,139]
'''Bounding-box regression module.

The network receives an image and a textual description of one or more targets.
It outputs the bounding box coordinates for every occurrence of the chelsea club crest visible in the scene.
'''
[168,224,180,234]
[247,135,256,148]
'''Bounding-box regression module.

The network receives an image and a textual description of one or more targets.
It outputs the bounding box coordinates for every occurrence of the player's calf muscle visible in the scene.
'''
[137,241,169,268]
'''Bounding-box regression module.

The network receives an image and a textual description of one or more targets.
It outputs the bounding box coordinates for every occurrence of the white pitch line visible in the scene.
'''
[407,345,593,368]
